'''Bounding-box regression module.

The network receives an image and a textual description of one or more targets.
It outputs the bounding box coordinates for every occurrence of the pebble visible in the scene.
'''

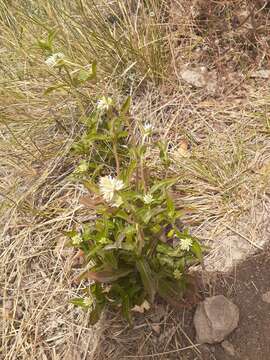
[262,291,270,303]
[222,340,236,356]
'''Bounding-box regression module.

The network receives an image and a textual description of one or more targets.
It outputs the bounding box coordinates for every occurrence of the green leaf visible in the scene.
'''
[166,195,175,218]
[80,268,133,283]
[37,39,52,51]
[117,130,129,138]
[151,224,162,234]
[121,96,131,115]
[83,180,99,194]
[175,258,185,272]
[76,65,97,84]
[143,208,162,224]
[85,244,104,259]
[64,230,77,239]
[103,242,135,252]
[174,210,186,219]
[156,243,172,255]
[136,258,156,303]
[109,283,133,324]
[138,144,147,157]
[47,29,58,46]
[120,190,138,202]
[102,251,118,269]
[157,141,171,168]
[114,210,130,221]
[70,298,86,307]
[135,206,162,225]
[90,283,104,301]
[91,60,97,79]
[191,240,202,260]
[116,224,136,243]
[77,69,92,83]
[122,293,132,325]
[157,254,174,268]
[74,61,97,84]
[120,160,137,183]
[87,133,110,142]
[44,84,67,95]
[89,302,105,325]
[82,225,92,241]
[167,229,174,237]
[150,178,177,194]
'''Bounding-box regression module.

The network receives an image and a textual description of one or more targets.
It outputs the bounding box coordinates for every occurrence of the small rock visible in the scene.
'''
[222,340,236,356]
[250,70,270,79]
[262,291,270,303]
[180,65,217,94]
[194,295,239,344]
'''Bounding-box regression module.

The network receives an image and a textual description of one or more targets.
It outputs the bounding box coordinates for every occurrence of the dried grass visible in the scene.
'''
[1,0,270,359]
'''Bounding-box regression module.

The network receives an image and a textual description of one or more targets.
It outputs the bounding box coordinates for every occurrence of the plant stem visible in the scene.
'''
[140,159,146,191]
[137,225,144,255]
[113,140,120,175]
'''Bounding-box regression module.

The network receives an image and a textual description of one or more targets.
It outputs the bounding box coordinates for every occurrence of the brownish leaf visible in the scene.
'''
[79,195,104,209]
[80,268,133,283]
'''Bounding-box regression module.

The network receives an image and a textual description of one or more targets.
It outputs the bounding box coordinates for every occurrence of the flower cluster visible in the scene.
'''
[97,96,113,112]
[99,175,124,207]
[71,234,83,245]
[143,123,154,136]
[143,194,153,204]
[45,52,65,68]
[180,238,193,251]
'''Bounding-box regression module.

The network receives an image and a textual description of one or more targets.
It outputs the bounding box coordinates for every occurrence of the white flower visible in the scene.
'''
[180,238,193,251]
[45,52,65,67]
[83,297,93,307]
[173,269,182,280]
[97,96,113,111]
[99,176,125,204]
[143,194,153,204]
[71,234,83,245]
[143,123,154,136]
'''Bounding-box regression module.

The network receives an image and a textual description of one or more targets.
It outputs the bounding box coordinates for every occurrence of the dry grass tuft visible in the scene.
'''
[1,0,270,359]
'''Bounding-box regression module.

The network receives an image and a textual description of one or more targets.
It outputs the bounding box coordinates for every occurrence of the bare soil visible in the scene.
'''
[206,248,270,360]
[85,248,270,360]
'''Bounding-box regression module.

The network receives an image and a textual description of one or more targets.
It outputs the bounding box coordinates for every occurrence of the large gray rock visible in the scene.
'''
[194,295,239,344]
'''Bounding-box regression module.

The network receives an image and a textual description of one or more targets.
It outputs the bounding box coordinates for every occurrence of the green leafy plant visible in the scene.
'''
[68,94,203,325]
[37,30,97,96]
[39,40,202,322]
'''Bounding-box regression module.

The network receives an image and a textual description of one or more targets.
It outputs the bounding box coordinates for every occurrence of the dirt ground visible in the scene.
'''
[207,248,270,360]
[82,247,269,360]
